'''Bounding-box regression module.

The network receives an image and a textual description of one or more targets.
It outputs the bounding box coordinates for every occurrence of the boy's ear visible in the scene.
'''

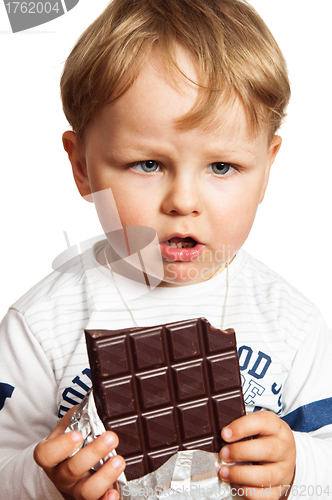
[62,131,92,200]
[259,134,282,204]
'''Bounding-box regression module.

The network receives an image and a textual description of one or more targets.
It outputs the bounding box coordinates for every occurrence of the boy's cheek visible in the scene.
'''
[211,217,254,256]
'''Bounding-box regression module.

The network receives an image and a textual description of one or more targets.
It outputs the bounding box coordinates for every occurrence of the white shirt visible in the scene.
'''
[1,240,332,499]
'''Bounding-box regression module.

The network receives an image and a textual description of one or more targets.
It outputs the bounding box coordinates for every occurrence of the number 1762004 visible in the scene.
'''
[5,2,60,14]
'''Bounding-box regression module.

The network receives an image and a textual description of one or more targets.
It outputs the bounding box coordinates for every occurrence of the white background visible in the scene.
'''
[0,1,331,326]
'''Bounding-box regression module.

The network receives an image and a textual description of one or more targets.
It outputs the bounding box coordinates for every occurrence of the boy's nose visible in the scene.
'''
[161,174,203,216]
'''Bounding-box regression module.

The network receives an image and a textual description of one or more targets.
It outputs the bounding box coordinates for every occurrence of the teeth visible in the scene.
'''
[166,240,196,248]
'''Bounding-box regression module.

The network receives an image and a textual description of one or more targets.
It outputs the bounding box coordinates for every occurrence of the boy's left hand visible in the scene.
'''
[219,411,296,500]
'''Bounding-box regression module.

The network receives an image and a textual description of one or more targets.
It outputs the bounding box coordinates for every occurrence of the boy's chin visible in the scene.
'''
[158,263,223,287]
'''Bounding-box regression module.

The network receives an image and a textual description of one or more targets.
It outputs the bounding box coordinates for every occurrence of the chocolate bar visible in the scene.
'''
[85,318,245,480]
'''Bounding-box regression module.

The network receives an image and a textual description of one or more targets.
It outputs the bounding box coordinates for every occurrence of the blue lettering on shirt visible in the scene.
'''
[238,347,271,379]
[58,368,91,418]
[238,345,274,408]
[248,351,271,379]
[0,383,15,410]
[244,379,265,405]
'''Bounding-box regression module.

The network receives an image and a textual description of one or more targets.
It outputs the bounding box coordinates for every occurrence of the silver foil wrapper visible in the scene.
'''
[65,391,232,500]
[64,390,126,480]
[119,450,232,500]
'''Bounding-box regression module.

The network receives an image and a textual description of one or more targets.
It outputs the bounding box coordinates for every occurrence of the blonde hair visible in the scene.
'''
[60,0,291,142]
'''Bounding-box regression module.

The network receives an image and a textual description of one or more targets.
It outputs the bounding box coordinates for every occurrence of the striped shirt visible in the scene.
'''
[1,240,331,498]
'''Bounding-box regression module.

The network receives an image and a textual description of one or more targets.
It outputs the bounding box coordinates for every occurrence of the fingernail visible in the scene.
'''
[111,456,124,469]
[70,431,82,443]
[222,427,233,440]
[219,465,230,481]
[220,446,230,460]
[107,491,119,500]
[103,433,115,446]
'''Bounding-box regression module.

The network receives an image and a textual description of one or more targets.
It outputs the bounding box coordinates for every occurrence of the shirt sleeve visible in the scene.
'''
[281,313,332,498]
[0,308,64,500]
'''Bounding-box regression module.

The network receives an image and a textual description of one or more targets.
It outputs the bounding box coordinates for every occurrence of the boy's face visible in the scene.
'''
[64,48,281,286]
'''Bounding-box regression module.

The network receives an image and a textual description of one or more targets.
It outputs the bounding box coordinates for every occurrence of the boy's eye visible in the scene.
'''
[209,162,234,175]
[132,160,160,173]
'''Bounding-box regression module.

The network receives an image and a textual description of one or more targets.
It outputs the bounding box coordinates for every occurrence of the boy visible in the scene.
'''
[1,0,332,499]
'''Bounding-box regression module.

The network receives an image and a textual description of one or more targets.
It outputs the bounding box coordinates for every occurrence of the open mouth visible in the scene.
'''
[164,237,197,249]
[159,236,205,261]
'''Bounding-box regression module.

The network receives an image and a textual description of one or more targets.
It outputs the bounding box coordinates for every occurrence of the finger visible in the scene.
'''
[72,456,125,500]
[102,490,120,500]
[46,406,79,441]
[57,432,119,485]
[34,430,83,469]
[221,411,284,442]
[219,462,285,488]
[220,435,285,464]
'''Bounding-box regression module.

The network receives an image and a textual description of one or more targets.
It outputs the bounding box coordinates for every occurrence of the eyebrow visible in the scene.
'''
[111,142,259,159]
[219,146,259,160]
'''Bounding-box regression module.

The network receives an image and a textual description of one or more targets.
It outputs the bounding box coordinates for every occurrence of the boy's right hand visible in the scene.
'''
[34,407,125,500]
